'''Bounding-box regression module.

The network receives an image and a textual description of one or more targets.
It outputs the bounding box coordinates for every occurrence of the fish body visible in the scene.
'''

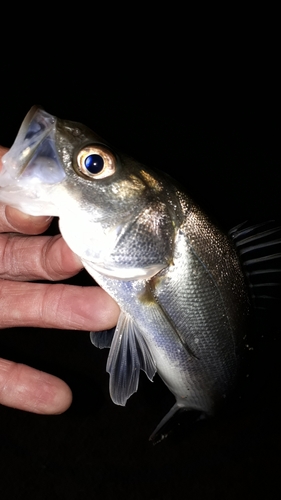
[0,107,250,439]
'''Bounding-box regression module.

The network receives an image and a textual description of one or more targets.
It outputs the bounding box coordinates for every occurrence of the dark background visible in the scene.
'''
[0,32,280,500]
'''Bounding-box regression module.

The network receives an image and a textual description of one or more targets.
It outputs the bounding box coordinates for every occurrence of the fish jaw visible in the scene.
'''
[0,106,66,215]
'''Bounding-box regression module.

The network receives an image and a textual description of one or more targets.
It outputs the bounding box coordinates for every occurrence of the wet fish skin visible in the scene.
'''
[0,107,250,439]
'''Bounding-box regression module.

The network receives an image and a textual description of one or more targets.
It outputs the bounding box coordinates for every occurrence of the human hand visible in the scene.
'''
[0,146,119,415]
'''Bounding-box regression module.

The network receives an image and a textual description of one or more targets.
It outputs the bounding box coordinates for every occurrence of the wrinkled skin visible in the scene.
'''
[0,145,119,413]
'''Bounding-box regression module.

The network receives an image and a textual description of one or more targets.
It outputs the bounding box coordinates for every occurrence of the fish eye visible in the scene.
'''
[76,145,116,179]
[84,154,104,174]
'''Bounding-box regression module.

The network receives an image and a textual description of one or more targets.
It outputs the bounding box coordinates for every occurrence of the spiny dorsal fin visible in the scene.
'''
[229,221,281,308]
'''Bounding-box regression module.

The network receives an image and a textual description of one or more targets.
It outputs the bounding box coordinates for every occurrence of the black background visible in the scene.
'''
[0,30,280,500]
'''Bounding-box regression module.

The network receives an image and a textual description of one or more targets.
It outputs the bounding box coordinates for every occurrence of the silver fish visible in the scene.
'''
[0,106,250,440]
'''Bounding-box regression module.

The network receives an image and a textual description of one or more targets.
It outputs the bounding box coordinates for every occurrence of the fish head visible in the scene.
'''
[0,106,179,279]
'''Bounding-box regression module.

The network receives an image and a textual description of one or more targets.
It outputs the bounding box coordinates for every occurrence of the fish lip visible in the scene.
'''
[1,106,57,180]
[0,106,66,189]
[15,105,56,177]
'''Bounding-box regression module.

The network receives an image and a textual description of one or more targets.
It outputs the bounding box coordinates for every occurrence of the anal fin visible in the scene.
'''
[149,404,204,444]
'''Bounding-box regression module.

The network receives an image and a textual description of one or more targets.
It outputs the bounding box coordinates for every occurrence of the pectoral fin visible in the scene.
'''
[106,311,156,406]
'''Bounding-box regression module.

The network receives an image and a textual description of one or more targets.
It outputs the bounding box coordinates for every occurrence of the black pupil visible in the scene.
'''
[84,154,104,174]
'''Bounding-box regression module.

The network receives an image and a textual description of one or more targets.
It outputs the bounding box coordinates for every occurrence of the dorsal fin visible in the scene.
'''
[229,221,281,309]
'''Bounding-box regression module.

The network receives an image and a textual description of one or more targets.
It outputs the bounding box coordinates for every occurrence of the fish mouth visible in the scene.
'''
[0,106,66,188]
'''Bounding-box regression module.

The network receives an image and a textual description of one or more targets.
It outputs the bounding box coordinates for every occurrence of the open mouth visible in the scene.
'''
[0,106,66,186]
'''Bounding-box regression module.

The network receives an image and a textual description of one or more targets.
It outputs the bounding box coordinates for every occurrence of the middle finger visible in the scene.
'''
[0,233,83,281]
